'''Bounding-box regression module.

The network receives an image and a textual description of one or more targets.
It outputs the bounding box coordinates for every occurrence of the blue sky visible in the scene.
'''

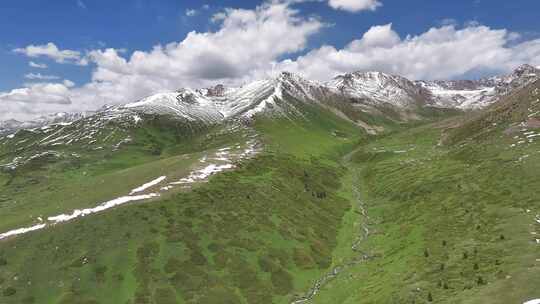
[1,0,540,120]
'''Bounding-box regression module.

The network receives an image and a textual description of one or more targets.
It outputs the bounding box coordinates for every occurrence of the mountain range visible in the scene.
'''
[1,64,539,136]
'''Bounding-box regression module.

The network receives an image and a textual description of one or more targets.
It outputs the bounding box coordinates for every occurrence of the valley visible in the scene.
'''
[0,67,539,303]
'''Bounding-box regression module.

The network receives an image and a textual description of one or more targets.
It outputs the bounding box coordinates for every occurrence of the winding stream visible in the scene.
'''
[291,168,375,304]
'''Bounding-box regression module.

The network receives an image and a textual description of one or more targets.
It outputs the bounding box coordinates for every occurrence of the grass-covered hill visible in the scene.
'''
[0,87,538,304]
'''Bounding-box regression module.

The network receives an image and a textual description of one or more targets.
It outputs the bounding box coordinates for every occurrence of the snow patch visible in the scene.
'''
[0,224,46,240]
[171,164,234,185]
[130,176,167,195]
[48,193,160,224]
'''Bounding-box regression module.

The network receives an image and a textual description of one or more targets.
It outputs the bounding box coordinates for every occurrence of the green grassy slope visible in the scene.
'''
[312,120,540,303]
[0,117,244,232]
[0,154,352,304]
[0,103,369,303]
[1,90,536,304]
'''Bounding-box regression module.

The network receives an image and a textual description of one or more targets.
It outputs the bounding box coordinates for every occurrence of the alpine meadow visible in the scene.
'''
[0,1,539,304]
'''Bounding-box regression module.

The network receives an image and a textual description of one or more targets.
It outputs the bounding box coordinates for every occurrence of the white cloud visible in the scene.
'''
[14,42,86,65]
[347,23,400,50]
[276,23,540,80]
[0,82,76,121]
[29,61,48,69]
[328,0,382,12]
[0,82,72,105]
[24,73,60,80]
[3,2,540,122]
[1,1,322,120]
[73,1,322,103]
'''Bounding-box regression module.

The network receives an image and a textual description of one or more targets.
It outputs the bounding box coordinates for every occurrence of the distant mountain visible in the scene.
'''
[0,112,90,136]
[417,64,540,109]
[2,65,538,136]
[327,71,431,108]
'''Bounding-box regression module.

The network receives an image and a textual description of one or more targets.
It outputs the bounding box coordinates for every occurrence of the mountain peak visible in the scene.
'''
[273,71,311,84]
[513,64,539,75]
[328,70,427,108]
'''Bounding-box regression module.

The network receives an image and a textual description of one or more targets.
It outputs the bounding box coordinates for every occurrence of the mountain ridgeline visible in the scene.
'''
[2,65,539,137]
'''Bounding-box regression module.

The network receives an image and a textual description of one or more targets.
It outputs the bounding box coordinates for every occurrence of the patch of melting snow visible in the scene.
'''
[130,176,167,195]
[169,140,259,186]
[171,163,235,185]
[132,115,142,123]
[0,224,47,240]
[57,122,73,126]
[524,299,540,304]
[47,193,160,223]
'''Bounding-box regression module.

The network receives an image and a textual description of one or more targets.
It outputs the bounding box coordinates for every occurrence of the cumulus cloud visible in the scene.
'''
[29,61,48,69]
[3,2,540,121]
[73,1,322,104]
[328,0,382,12]
[1,1,322,120]
[276,23,540,80]
[0,82,76,121]
[0,82,72,105]
[14,42,86,65]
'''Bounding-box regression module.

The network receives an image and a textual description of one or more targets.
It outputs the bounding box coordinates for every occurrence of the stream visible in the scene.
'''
[291,167,375,304]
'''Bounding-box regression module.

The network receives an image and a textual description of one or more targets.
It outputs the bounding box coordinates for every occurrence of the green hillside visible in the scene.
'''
[0,92,539,304]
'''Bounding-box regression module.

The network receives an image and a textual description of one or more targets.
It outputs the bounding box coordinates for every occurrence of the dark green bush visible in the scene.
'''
[3,287,16,297]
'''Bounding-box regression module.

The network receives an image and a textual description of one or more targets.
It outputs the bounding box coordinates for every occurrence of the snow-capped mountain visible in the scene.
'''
[123,89,224,123]
[417,64,540,109]
[327,71,430,108]
[2,65,539,135]
[0,112,90,135]
[206,72,328,118]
